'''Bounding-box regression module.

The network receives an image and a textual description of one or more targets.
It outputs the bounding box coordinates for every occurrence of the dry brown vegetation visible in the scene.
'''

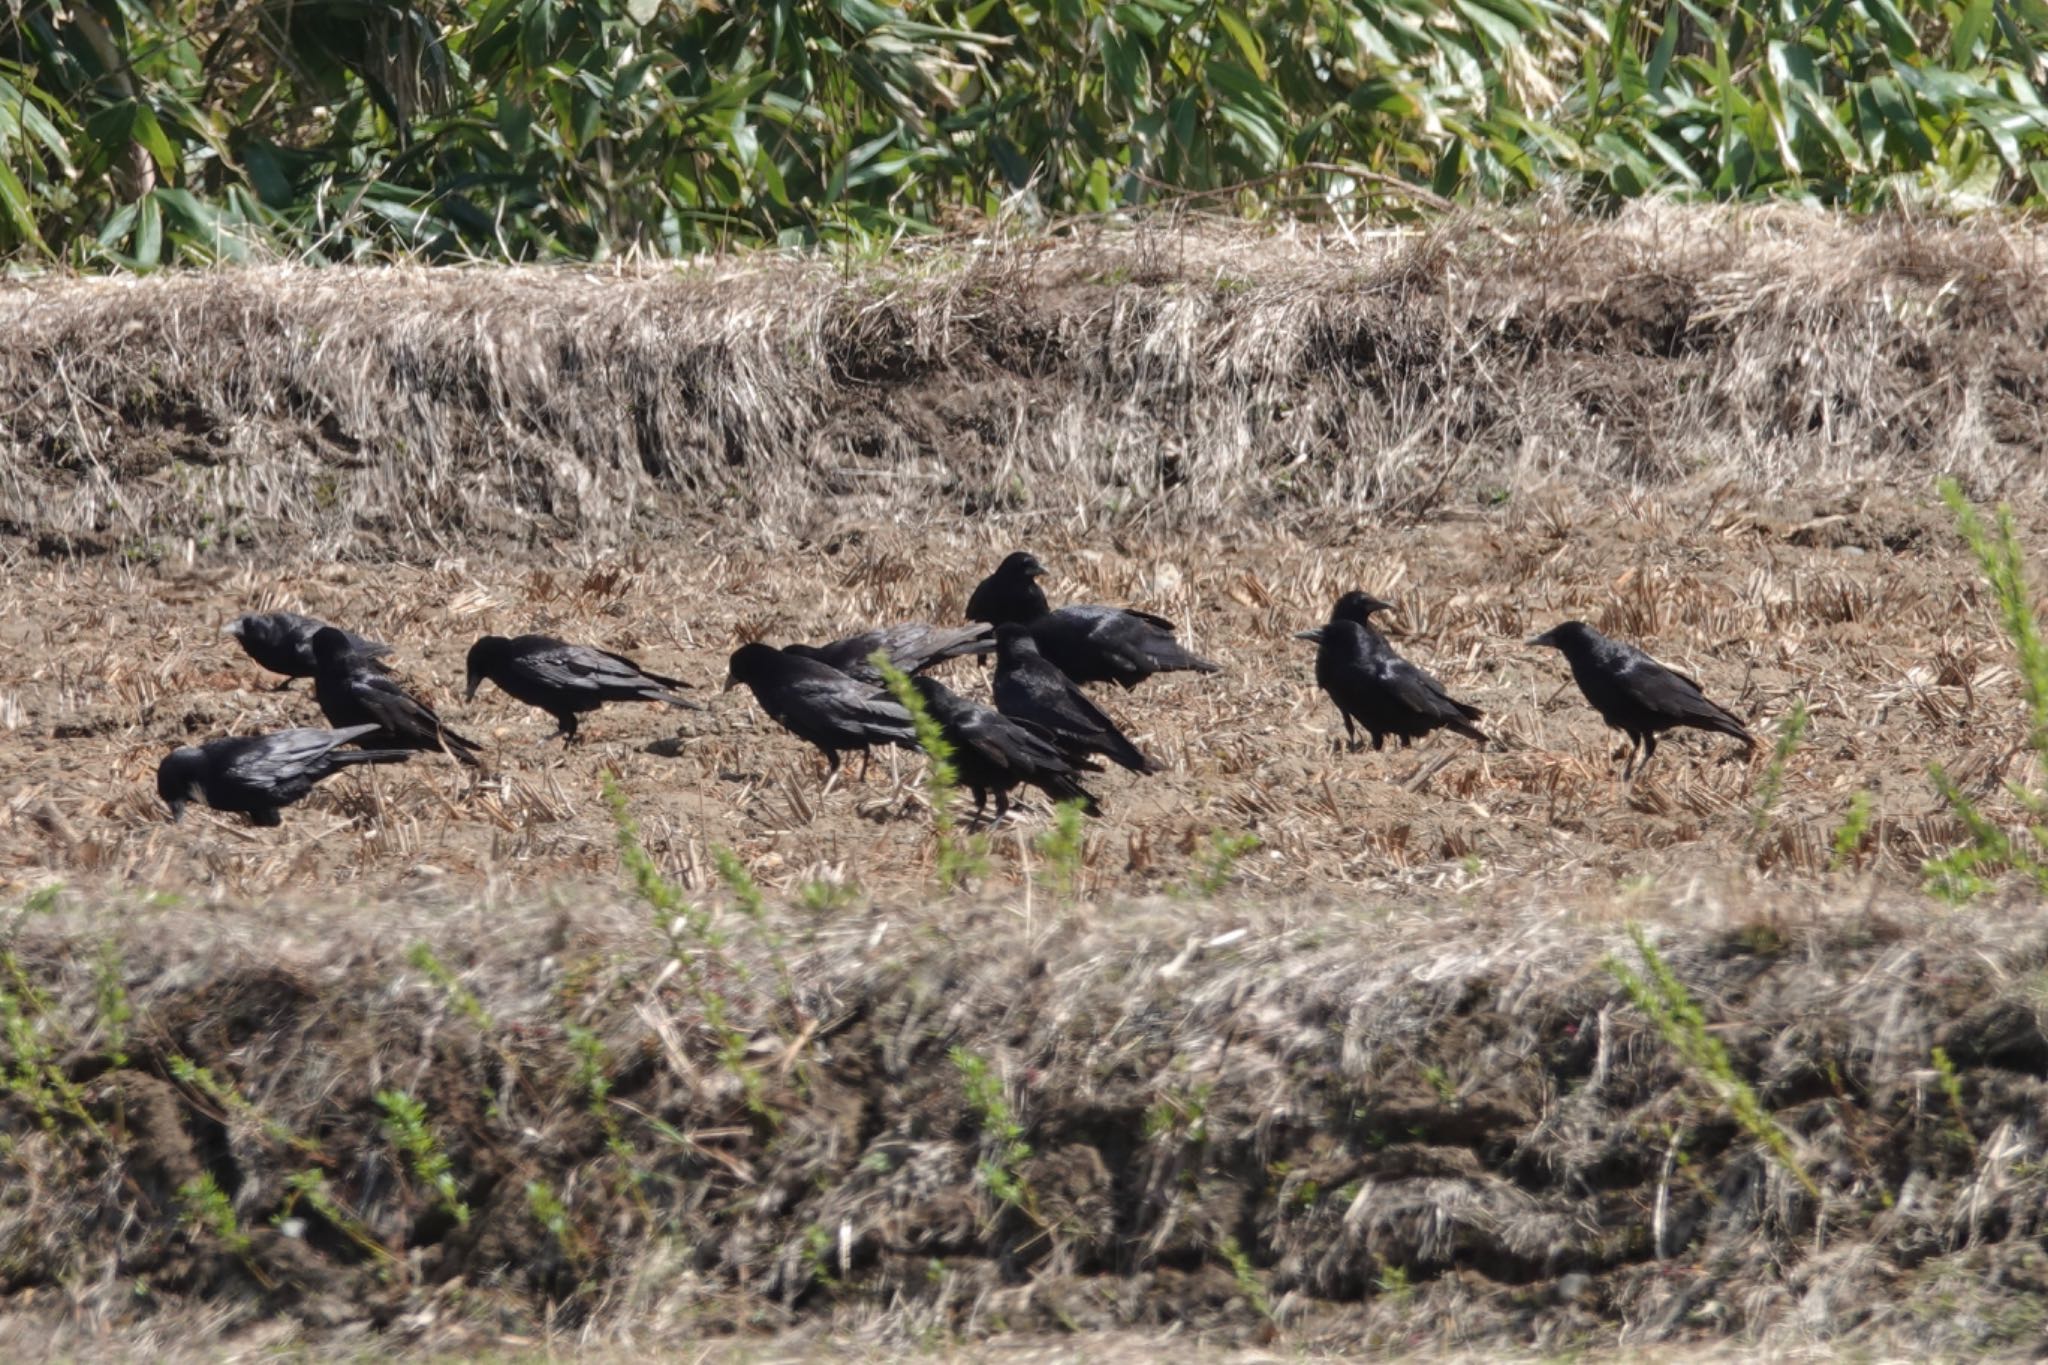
[5,207,2048,1358]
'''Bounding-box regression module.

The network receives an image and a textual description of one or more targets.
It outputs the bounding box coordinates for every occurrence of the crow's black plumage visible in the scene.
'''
[465,633,700,741]
[311,627,485,766]
[910,675,1101,823]
[156,724,413,826]
[724,642,917,776]
[990,625,1159,774]
[785,621,994,685]
[225,611,390,689]
[1295,616,1487,753]
[966,551,1220,689]
[1529,621,1755,778]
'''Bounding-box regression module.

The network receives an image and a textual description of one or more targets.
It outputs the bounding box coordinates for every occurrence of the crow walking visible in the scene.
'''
[1296,594,1486,753]
[967,551,1219,689]
[910,675,1101,823]
[724,643,918,778]
[226,612,390,689]
[785,622,994,685]
[311,627,485,766]
[1529,621,1755,778]
[466,634,700,742]
[991,624,1159,774]
[156,724,412,826]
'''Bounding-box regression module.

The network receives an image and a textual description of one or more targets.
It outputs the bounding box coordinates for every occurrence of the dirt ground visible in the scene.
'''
[0,486,2021,909]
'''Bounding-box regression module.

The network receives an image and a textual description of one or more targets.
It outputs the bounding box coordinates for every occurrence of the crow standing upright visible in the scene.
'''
[311,627,486,766]
[991,625,1159,774]
[967,551,1220,689]
[1295,593,1487,753]
[724,643,918,778]
[1529,621,1755,778]
[785,622,994,685]
[156,724,413,826]
[225,612,390,689]
[465,634,700,741]
[910,674,1101,823]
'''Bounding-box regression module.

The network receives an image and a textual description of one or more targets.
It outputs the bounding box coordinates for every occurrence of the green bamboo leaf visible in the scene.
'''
[0,156,50,255]
[134,191,162,268]
[1215,9,1268,83]
[1952,0,1993,66]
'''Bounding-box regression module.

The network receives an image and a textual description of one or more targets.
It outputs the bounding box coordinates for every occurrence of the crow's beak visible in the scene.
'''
[464,679,480,702]
[1293,628,1324,643]
[722,674,739,693]
[1527,631,1556,648]
[221,622,241,638]
[167,800,186,823]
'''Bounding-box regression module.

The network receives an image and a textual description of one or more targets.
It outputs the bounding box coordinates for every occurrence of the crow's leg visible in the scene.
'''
[991,788,1010,827]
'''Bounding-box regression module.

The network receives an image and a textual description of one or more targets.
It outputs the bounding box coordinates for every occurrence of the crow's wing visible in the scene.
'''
[514,641,670,696]
[222,726,367,786]
[782,675,917,743]
[1373,655,1482,722]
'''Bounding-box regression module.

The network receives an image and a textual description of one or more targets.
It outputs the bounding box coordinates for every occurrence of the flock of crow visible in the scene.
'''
[156,550,1759,828]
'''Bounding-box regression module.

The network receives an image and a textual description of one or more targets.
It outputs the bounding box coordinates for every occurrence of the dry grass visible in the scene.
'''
[3,204,2048,555]
[7,206,2048,1357]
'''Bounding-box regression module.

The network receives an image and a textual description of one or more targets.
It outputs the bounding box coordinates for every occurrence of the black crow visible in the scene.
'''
[465,634,701,742]
[991,624,1159,774]
[225,611,390,690]
[785,622,994,685]
[910,674,1101,823]
[311,627,485,767]
[1529,621,1756,778]
[966,551,1220,689]
[724,642,917,777]
[1295,617,1487,753]
[156,724,412,826]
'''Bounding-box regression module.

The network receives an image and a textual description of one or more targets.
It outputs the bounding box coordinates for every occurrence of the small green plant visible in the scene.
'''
[406,943,491,1030]
[92,941,132,1067]
[800,1223,841,1289]
[1420,1064,1459,1107]
[1217,1234,1274,1322]
[1143,1079,1215,1146]
[178,1173,250,1255]
[376,1090,470,1225]
[713,844,798,1006]
[1604,925,1820,1199]
[950,1047,1034,1215]
[604,777,777,1123]
[1375,1262,1413,1303]
[1925,479,2048,898]
[20,883,63,916]
[1035,799,1088,897]
[169,1055,319,1155]
[1749,698,1810,836]
[798,878,860,912]
[1830,790,1874,872]
[526,1179,589,1263]
[1186,830,1262,896]
[278,1170,391,1262]
[873,654,988,888]
[1930,1046,1978,1157]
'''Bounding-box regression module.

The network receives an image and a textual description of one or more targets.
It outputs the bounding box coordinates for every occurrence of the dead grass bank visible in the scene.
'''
[4,205,2047,554]
[5,887,2048,1357]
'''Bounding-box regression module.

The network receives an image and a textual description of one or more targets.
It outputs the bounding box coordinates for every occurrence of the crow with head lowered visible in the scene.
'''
[784,621,993,685]
[466,634,700,742]
[724,642,918,780]
[1529,620,1755,779]
[225,612,390,689]
[910,674,1101,824]
[967,551,1219,689]
[311,626,486,766]
[156,724,412,826]
[991,624,1159,774]
[1295,592,1487,753]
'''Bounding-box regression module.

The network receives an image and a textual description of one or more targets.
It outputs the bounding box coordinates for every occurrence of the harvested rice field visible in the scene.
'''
[5,208,2048,1360]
